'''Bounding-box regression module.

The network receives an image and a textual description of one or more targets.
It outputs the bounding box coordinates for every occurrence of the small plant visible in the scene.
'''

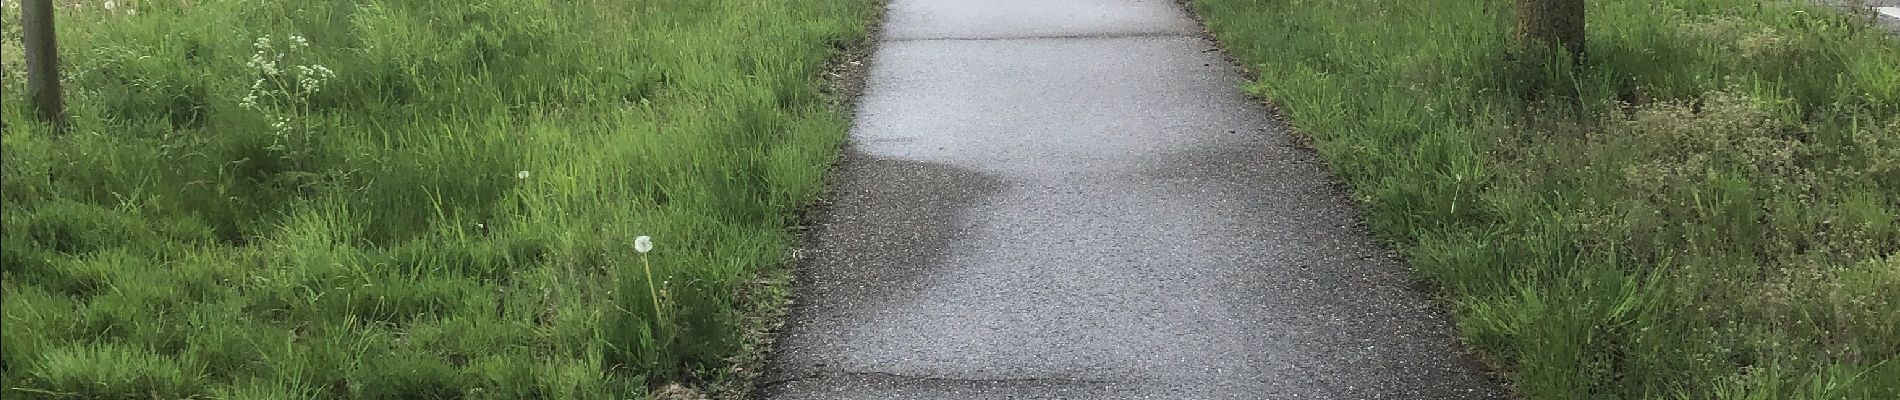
[239,34,335,177]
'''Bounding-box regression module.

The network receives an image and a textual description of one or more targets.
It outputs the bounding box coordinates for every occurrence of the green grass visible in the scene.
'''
[1188,0,1899,397]
[1,0,874,397]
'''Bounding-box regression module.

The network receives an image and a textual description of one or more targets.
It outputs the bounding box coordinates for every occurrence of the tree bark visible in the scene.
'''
[21,0,63,128]
[1515,0,1585,59]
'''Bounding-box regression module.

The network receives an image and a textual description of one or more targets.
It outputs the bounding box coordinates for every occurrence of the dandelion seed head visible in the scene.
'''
[635,236,653,253]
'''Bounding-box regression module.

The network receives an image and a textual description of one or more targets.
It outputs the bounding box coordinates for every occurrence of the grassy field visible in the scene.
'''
[1,0,873,397]
[1188,0,1899,398]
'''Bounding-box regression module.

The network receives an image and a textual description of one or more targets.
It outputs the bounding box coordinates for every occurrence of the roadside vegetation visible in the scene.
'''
[1189,0,1898,397]
[1,0,873,397]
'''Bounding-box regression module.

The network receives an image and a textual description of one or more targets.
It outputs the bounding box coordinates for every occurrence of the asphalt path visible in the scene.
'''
[760,1,1511,398]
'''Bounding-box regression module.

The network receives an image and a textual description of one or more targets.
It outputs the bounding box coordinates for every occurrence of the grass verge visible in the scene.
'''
[1187,0,1898,398]
[2,0,875,397]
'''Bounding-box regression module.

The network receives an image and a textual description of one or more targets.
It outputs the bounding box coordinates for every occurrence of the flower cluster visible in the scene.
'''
[240,35,334,112]
[295,64,338,93]
[245,37,280,77]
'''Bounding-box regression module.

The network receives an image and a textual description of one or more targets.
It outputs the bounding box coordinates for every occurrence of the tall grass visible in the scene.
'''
[1189,0,1898,397]
[2,0,874,397]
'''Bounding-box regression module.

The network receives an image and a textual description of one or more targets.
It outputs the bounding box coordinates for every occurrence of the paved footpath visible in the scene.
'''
[760,1,1509,398]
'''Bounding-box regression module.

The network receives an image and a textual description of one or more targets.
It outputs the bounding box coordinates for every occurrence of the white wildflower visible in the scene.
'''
[289,35,309,49]
[296,66,325,92]
[516,170,531,179]
[103,1,115,11]
[634,236,653,253]
[248,53,279,76]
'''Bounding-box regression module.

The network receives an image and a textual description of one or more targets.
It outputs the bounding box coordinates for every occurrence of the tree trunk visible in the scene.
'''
[1514,0,1585,59]
[21,0,63,128]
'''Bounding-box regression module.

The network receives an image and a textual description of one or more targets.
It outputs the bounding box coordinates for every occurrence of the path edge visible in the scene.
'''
[1168,0,1523,395]
[709,2,891,399]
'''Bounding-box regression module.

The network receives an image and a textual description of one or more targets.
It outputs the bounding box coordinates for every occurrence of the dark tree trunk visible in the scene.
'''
[1515,0,1585,59]
[21,0,63,128]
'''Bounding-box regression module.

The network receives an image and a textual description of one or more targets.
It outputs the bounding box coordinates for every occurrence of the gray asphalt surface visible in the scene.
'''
[759,1,1510,399]
[1819,0,1900,34]
[1875,3,1900,35]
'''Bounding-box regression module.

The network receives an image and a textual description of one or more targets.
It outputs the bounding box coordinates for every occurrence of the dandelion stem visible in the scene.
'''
[641,253,665,335]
